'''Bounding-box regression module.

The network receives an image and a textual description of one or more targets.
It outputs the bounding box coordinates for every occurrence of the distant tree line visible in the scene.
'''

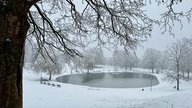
[140,37,192,90]
[25,37,192,91]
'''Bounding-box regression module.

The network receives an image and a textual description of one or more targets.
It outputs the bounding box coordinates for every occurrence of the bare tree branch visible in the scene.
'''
[157,0,192,35]
[27,0,157,67]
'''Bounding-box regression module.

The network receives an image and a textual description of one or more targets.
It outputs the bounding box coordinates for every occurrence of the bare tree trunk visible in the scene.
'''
[49,71,52,80]
[0,1,30,108]
[152,67,154,73]
[187,69,190,80]
[182,69,184,77]
[125,66,127,71]
[176,62,180,90]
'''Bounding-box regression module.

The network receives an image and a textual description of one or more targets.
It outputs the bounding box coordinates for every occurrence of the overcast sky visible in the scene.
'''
[74,0,192,58]
[135,0,192,58]
[102,0,192,58]
[32,1,192,59]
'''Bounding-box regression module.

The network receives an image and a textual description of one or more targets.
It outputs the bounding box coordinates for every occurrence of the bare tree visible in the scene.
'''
[157,0,192,35]
[82,51,95,73]
[113,50,139,71]
[142,48,161,73]
[179,38,192,80]
[158,51,170,72]
[0,0,191,108]
[0,1,156,107]
[31,46,62,80]
[112,49,121,71]
[88,47,105,65]
[168,40,186,90]
[126,53,139,71]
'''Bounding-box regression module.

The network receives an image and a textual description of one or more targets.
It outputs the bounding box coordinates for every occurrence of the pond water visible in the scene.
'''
[56,72,159,88]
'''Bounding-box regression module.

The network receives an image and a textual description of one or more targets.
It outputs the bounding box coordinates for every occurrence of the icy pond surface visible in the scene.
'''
[56,72,159,88]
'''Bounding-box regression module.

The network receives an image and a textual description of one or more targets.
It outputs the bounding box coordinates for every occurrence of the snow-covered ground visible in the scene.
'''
[23,67,192,108]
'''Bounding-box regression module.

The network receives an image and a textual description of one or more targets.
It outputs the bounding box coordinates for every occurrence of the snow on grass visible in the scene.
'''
[23,67,192,108]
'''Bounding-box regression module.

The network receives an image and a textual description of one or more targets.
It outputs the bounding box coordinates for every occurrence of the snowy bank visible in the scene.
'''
[23,68,192,108]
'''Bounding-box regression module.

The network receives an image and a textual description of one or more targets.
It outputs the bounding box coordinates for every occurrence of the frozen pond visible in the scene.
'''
[56,72,159,88]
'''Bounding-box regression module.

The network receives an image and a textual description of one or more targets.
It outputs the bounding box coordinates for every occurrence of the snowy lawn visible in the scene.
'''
[23,68,192,108]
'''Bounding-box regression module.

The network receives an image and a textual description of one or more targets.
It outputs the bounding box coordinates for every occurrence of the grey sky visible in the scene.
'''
[136,0,192,58]
[102,0,192,58]
[35,1,192,58]
[136,23,192,58]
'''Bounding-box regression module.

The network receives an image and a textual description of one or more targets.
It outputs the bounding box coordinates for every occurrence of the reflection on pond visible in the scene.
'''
[56,72,159,88]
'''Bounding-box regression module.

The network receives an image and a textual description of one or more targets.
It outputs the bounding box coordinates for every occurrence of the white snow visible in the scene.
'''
[23,67,192,108]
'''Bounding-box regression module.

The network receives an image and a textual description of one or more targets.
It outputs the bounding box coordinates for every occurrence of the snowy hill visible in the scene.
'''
[23,68,192,108]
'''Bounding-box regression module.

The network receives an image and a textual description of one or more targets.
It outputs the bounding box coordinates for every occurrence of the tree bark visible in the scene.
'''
[49,71,52,80]
[187,69,190,80]
[176,62,180,90]
[152,67,154,73]
[129,66,132,71]
[0,1,30,108]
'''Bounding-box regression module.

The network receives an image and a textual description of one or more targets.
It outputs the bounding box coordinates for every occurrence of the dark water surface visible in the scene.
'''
[56,72,159,88]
